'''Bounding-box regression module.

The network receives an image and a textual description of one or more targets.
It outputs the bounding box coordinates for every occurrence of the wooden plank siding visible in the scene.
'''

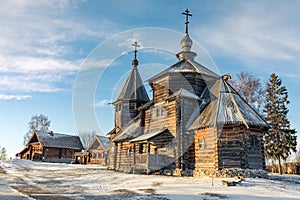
[169,73,207,98]
[153,76,169,104]
[193,127,218,176]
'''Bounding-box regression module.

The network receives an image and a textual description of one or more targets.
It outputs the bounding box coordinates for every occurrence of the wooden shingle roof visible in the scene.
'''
[115,66,149,103]
[86,135,110,151]
[112,118,143,142]
[29,131,83,150]
[188,76,269,130]
[147,59,219,83]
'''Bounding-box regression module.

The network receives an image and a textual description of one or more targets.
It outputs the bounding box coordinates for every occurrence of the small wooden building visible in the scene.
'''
[86,135,110,165]
[187,76,269,176]
[17,131,83,163]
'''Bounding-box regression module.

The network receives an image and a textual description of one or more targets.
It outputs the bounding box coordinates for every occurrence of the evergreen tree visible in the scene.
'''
[23,114,51,145]
[0,146,7,160]
[264,73,297,174]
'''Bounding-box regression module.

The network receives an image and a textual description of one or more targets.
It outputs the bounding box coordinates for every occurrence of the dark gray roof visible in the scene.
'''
[168,88,200,100]
[147,59,219,83]
[112,118,144,142]
[130,128,170,143]
[96,135,110,149]
[116,66,149,102]
[31,131,83,150]
[86,135,110,150]
[188,76,269,130]
[137,99,153,111]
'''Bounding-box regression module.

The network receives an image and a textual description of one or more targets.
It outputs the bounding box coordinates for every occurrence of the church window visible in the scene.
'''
[199,138,205,149]
[123,104,128,110]
[116,104,121,112]
[250,135,257,147]
[126,148,131,157]
[156,108,164,117]
[129,103,136,110]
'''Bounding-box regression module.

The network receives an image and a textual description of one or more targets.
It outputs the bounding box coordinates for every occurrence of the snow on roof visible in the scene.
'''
[147,59,218,83]
[130,128,169,142]
[96,135,110,149]
[33,131,83,150]
[115,66,149,102]
[168,88,200,100]
[112,118,143,142]
[188,77,269,130]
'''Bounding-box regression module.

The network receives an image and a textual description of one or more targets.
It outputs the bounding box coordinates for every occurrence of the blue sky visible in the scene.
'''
[1,0,300,158]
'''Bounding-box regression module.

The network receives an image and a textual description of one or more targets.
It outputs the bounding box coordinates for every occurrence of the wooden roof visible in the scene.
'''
[28,131,83,150]
[112,118,143,142]
[147,59,219,83]
[188,76,269,130]
[114,65,149,103]
[130,128,170,143]
[86,135,110,151]
[168,88,200,100]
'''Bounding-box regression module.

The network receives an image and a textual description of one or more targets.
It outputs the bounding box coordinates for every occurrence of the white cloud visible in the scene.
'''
[193,1,300,77]
[0,55,79,73]
[0,94,32,100]
[0,0,120,98]
[117,33,144,49]
[94,100,110,108]
[0,74,65,93]
[82,58,115,69]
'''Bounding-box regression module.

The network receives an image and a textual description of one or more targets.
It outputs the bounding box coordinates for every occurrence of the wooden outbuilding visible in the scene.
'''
[86,135,110,165]
[16,131,83,163]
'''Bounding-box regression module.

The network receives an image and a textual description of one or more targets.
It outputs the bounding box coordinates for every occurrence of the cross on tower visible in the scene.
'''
[132,41,140,60]
[182,9,192,34]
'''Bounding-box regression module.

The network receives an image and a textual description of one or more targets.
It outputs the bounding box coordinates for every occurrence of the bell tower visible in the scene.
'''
[113,42,149,132]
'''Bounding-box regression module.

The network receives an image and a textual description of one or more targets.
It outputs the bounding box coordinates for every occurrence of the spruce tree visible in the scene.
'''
[264,73,297,174]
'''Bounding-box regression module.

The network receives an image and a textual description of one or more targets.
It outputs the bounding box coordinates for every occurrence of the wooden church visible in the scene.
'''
[107,9,269,177]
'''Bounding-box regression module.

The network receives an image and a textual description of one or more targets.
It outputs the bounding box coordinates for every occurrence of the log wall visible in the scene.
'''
[193,127,218,176]
[169,73,207,97]
[218,125,265,170]
[89,150,107,165]
[153,76,169,104]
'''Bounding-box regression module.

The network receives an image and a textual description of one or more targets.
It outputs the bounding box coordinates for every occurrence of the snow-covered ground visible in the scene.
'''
[0,159,300,200]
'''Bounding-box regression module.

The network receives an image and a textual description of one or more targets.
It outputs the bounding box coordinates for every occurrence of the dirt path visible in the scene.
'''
[0,166,30,200]
[1,161,168,200]
[2,160,300,200]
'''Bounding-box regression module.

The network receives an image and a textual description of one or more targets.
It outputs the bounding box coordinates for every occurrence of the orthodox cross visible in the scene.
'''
[182,9,192,33]
[132,41,140,60]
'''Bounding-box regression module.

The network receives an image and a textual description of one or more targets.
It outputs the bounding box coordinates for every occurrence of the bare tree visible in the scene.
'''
[78,131,96,149]
[295,147,300,162]
[230,71,264,112]
[23,114,51,145]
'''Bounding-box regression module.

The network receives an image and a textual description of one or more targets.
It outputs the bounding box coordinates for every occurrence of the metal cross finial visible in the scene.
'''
[132,41,140,60]
[182,9,192,33]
